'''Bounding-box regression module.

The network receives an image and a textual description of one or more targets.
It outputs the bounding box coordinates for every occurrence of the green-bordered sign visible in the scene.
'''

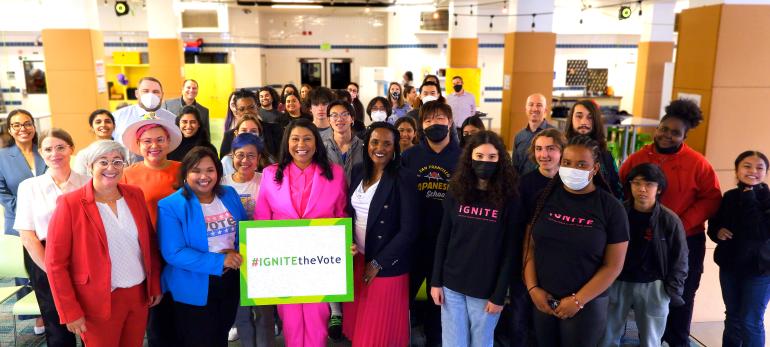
[239,218,353,306]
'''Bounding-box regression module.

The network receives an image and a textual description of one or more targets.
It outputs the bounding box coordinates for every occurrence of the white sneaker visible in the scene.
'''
[228,327,239,341]
[34,325,45,335]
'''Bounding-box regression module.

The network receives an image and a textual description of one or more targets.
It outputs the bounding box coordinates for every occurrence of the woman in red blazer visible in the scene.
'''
[45,140,162,347]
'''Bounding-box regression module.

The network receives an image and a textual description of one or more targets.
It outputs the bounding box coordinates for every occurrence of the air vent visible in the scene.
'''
[420,10,448,31]
[178,3,229,33]
[182,10,219,28]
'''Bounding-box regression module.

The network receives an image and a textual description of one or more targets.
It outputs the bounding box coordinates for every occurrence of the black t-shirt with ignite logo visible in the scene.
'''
[532,184,629,298]
[401,140,461,242]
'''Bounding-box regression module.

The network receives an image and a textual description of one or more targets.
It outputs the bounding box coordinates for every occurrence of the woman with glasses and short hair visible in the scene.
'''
[46,139,162,346]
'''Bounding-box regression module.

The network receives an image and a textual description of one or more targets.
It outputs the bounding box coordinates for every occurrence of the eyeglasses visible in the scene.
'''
[95,159,125,169]
[139,136,168,146]
[10,122,34,131]
[236,104,258,113]
[329,112,351,120]
[41,145,70,155]
[234,153,258,161]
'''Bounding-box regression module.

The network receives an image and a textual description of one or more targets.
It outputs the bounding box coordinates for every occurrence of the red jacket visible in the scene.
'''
[619,143,722,237]
[45,182,162,324]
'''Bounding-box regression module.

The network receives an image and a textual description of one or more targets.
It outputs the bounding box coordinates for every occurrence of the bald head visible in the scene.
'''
[525,93,548,131]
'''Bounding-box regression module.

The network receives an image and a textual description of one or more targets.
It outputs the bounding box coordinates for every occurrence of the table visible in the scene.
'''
[478,116,493,130]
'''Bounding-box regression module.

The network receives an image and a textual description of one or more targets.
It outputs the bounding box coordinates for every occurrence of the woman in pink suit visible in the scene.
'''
[254,118,348,347]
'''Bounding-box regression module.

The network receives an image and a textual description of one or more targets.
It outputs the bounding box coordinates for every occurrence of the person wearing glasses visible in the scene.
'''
[0,109,47,334]
[14,129,89,346]
[324,100,364,182]
[120,113,183,346]
[46,140,162,346]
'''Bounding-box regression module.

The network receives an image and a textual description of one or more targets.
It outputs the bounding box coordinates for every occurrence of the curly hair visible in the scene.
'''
[448,131,518,208]
[565,99,607,151]
[663,98,703,130]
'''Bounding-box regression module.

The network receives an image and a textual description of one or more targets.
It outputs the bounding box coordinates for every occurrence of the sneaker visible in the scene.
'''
[33,325,45,336]
[228,327,239,341]
[328,315,343,341]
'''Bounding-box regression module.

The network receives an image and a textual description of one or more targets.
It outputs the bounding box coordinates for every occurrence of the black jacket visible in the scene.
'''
[347,164,418,277]
[707,185,770,276]
[624,201,689,306]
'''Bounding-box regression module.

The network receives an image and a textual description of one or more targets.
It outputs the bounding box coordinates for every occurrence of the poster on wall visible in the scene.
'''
[239,218,353,306]
[677,92,701,107]
[566,59,588,86]
[95,60,107,93]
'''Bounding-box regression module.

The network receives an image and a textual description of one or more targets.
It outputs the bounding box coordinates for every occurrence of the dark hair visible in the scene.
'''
[451,75,463,83]
[418,100,453,129]
[347,82,359,91]
[309,87,335,106]
[394,116,419,144]
[449,131,518,207]
[233,88,258,106]
[258,86,280,110]
[404,71,413,81]
[38,128,74,149]
[565,99,608,151]
[177,105,211,142]
[335,89,352,103]
[362,122,401,184]
[528,128,567,164]
[418,81,443,97]
[662,98,703,131]
[137,76,163,91]
[326,100,355,133]
[404,85,415,96]
[282,92,301,106]
[179,146,223,199]
[274,118,334,184]
[281,84,299,101]
[734,150,769,172]
[182,79,198,88]
[422,74,440,85]
[88,109,115,127]
[366,96,392,120]
[224,90,238,132]
[6,109,38,147]
[461,115,485,132]
[625,163,668,198]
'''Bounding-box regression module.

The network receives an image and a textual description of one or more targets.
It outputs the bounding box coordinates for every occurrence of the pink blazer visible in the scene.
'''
[255,163,348,220]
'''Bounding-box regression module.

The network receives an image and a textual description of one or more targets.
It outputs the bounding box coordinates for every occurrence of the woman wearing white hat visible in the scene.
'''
[120,112,183,346]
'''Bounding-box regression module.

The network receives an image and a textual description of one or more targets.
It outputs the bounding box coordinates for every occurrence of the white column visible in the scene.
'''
[641,0,676,42]
[147,0,179,39]
[449,1,478,39]
[506,0,555,33]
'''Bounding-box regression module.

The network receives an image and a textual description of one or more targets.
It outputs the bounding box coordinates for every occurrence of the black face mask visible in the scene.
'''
[453,84,463,93]
[391,91,400,99]
[472,160,498,180]
[424,124,449,143]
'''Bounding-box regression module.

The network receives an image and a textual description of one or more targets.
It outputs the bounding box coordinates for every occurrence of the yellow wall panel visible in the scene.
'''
[184,64,234,120]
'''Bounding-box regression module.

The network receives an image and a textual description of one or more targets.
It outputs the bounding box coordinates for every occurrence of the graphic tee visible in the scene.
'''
[532,185,629,298]
[222,173,262,218]
[202,197,237,253]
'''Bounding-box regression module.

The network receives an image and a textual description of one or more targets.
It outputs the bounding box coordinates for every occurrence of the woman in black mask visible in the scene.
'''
[430,130,522,346]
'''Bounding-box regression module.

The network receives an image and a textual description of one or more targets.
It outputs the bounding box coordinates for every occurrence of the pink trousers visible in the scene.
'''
[277,302,330,347]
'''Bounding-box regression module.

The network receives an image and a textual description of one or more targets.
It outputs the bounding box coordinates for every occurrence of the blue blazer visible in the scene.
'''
[347,164,418,277]
[0,144,45,235]
[157,184,247,306]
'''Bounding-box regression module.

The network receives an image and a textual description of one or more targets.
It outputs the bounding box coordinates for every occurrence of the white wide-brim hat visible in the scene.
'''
[121,112,183,156]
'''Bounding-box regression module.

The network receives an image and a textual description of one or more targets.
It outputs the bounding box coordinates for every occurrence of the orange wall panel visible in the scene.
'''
[633,41,674,119]
[448,38,478,68]
[712,5,770,88]
[148,38,185,100]
[672,5,721,91]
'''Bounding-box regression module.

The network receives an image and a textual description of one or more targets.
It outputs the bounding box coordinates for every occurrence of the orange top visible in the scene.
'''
[121,161,182,226]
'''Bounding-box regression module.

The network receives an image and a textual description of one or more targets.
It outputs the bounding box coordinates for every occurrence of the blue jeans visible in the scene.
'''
[599,280,670,347]
[720,269,770,347]
[440,287,501,347]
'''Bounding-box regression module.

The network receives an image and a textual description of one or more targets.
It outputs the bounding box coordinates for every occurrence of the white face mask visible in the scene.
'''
[371,110,387,122]
[559,167,592,191]
[422,95,438,103]
[140,93,161,110]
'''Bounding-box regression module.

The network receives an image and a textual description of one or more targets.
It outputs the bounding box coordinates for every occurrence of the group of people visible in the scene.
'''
[0,72,767,347]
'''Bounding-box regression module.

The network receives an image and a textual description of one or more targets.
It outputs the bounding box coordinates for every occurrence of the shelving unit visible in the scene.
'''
[106,63,150,111]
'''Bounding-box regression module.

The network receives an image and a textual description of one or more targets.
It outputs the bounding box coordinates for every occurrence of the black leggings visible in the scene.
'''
[23,247,77,347]
[173,269,240,347]
[532,296,608,347]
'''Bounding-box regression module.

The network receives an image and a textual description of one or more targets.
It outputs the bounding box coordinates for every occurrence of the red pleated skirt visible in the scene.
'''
[342,254,410,347]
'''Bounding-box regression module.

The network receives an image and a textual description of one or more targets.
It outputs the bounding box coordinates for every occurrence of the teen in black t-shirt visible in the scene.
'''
[430,131,523,346]
[523,135,629,347]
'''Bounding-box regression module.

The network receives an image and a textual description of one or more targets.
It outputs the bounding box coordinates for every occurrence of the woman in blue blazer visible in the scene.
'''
[342,122,418,346]
[0,109,46,236]
[157,146,247,347]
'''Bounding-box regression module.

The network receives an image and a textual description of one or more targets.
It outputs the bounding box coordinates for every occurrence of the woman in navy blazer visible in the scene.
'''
[0,109,46,236]
[342,122,417,346]
[157,146,247,347]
